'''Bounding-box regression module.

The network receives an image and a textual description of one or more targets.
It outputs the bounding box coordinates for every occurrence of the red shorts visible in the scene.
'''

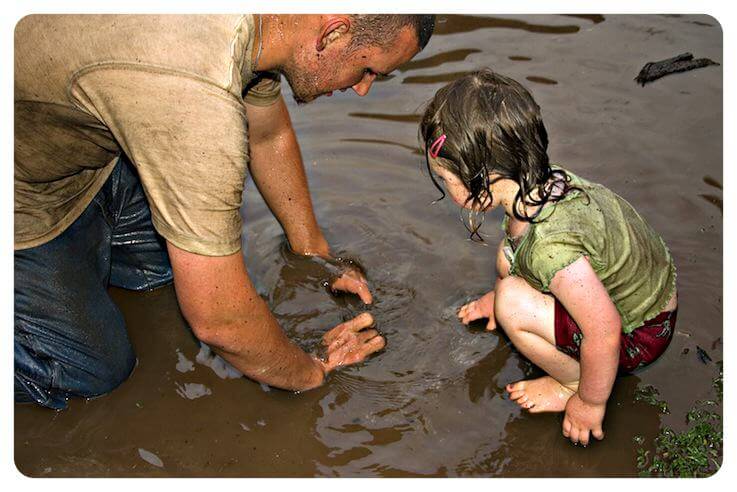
[554,300,677,373]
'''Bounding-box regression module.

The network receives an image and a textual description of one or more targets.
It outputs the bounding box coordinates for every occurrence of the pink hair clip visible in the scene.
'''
[429,134,447,158]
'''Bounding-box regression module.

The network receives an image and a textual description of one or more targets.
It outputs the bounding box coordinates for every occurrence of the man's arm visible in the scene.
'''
[245,96,329,256]
[245,96,372,303]
[167,243,382,391]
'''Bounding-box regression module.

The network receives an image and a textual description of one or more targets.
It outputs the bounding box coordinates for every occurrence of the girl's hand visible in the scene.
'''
[562,393,606,446]
[457,291,497,330]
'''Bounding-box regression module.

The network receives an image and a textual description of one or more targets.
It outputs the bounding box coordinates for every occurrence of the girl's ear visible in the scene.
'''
[316,16,351,52]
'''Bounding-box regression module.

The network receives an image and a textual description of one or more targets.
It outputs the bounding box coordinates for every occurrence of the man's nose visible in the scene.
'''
[352,73,376,96]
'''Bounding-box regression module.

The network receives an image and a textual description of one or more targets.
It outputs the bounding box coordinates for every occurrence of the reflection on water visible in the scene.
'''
[374,75,396,84]
[703,175,722,189]
[399,49,482,72]
[562,14,606,24]
[340,138,422,156]
[403,70,474,85]
[402,71,560,87]
[455,373,665,477]
[699,176,722,214]
[525,75,558,85]
[434,14,581,35]
[348,112,421,123]
[698,194,722,214]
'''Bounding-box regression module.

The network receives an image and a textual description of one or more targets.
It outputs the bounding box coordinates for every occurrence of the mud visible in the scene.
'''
[14,14,722,477]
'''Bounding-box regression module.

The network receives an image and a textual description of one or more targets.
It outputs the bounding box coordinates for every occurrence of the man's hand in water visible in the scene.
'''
[330,267,373,304]
[316,313,385,373]
[562,393,606,446]
[295,247,373,305]
[458,290,496,330]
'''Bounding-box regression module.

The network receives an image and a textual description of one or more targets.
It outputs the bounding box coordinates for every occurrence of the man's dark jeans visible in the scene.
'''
[15,156,173,409]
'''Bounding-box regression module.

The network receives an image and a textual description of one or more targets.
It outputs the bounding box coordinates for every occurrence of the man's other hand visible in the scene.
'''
[317,313,384,373]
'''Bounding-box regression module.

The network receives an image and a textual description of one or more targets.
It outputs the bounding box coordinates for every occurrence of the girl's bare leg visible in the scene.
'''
[494,275,581,413]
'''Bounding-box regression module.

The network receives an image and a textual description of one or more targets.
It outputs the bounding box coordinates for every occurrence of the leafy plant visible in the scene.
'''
[633,384,670,414]
[633,361,723,477]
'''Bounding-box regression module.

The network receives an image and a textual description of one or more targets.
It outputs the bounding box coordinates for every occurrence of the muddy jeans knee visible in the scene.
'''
[14,312,136,409]
[14,155,168,409]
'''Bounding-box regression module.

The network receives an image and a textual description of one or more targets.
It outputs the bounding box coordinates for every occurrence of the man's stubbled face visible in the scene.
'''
[281,27,420,104]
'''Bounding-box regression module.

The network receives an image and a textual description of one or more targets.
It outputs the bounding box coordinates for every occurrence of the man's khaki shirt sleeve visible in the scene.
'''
[243,71,282,106]
[70,65,249,256]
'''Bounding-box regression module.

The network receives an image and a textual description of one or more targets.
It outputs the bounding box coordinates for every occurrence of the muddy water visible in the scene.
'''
[14,14,722,477]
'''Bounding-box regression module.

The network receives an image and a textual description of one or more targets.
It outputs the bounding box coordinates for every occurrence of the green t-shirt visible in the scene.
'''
[503,167,676,333]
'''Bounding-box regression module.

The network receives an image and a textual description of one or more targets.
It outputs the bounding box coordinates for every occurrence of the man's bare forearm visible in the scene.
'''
[202,306,325,391]
[247,98,329,256]
[167,244,325,391]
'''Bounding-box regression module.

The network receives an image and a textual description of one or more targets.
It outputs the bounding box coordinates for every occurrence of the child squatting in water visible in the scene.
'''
[419,69,678,446]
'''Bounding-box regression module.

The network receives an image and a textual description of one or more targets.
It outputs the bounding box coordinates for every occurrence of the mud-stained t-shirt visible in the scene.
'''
[503,166,677,333]
[15,14,282,255]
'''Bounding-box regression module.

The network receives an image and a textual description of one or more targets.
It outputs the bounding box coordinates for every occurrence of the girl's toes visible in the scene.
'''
[507,381,526,393]
[509,390,526,401]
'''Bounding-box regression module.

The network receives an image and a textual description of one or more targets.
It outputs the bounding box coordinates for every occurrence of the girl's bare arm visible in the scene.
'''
[549,256,621,405]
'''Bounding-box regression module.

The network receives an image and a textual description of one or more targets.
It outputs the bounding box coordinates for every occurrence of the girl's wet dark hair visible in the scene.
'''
[419,68,579,240]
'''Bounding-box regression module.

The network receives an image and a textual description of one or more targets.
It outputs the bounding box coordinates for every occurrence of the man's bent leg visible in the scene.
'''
[15,167,136,409]
[108,155,173,291]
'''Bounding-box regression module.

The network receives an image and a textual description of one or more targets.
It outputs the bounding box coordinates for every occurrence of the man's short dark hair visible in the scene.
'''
[350,15,436,51]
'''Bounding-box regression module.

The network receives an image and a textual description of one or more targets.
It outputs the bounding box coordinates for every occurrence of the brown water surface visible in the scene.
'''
[15,14,722,477]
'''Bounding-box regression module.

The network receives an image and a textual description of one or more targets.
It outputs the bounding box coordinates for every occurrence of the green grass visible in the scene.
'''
[633,361,723,477]
[633,384,670,414]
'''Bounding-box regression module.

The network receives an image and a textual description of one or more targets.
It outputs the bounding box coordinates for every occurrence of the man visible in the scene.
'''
[14,14,435,409]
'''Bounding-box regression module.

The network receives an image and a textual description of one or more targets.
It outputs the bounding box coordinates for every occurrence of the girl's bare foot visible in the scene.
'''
[506,376,579,413]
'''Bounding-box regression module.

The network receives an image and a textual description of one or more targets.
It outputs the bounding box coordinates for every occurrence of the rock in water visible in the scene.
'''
[196,342,243,379]
[175,349,195,373]
[175,382,212,400]
[635,52,719,86]
[138,448,164,468]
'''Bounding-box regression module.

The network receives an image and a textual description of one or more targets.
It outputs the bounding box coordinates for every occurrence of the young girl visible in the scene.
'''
[420,69,677,447]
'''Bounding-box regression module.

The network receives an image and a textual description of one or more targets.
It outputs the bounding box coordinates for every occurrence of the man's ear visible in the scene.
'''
[316,16,351,52]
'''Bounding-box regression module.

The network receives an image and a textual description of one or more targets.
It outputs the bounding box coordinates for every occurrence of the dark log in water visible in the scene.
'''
[635,52,719,86]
